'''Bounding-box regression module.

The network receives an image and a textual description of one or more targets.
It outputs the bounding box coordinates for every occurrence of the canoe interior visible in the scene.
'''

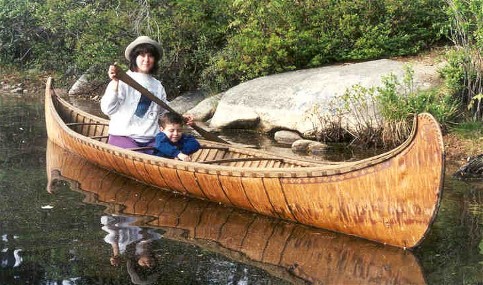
[50,85,419,174]
[51,93,326,169]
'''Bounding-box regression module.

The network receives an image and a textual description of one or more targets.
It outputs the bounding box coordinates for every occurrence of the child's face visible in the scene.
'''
[161,123,183,143]
[135,52,155,74]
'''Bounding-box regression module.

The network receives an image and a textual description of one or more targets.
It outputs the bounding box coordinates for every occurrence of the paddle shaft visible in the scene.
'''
[113,65,229,144]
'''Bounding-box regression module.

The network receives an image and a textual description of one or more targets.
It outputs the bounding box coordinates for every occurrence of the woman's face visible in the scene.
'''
[135,52,155,74]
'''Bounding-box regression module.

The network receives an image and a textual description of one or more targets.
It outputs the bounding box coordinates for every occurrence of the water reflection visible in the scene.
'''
[1,234,23,269]
[46,140,426,285]
[101,215,161,284]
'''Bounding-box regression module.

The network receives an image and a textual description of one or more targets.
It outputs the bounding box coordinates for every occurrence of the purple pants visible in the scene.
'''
[108,135,155,154]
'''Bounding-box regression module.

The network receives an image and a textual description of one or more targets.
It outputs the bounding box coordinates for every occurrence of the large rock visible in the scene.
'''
[209,59,442,134]
[186,93,223,121]
[274,130,302,145]
[212,103,260,128]
[169,90,207,115]
[69,67,105,96]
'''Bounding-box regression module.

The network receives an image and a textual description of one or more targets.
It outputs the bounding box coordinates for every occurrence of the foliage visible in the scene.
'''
[151,0,233,98]
[376,66,460,126]
[202,0,448,92]
[0,0,448,97]
[305,103,352,144]
[32,1,136,73]
[442,0,483,120]
[339,84,385,146]
[0,0,39,66]
[439,49,467,93]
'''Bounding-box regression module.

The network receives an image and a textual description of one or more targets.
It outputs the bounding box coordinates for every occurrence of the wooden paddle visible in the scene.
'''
[113,64,229,144]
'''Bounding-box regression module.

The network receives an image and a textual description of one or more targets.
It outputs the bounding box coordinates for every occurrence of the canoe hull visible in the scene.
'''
[45,77,445,249]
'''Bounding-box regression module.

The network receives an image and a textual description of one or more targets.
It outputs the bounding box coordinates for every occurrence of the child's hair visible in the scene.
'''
[159,112,185,128]
[129,43,160,74]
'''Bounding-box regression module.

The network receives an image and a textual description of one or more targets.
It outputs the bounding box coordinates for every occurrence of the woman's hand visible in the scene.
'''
[107,65,119,93]
[108,65,119,81]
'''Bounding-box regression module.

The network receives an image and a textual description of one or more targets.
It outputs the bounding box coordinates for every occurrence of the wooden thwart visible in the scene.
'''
[126,145,230,152]
[67,122,108,126]
[200,146,230,151]
[90,135,109,140]
[202,157,284,164]
[128,146,155,152]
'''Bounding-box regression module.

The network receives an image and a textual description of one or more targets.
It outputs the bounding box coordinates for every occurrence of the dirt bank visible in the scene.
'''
[444,133,482,162]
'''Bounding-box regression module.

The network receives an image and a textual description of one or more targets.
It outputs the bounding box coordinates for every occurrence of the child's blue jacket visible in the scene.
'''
[153,133,200,158]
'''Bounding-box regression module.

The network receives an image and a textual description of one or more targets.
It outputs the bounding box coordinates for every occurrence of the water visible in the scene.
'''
[0,92,481,285]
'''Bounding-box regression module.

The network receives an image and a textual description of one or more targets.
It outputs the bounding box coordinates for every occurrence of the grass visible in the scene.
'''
[449,121,483,140]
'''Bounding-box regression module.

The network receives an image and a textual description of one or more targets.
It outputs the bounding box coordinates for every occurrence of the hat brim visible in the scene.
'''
[124,36,162,60]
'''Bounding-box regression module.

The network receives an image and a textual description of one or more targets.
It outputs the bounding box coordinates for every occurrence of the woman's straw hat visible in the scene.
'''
[124,36,161,60]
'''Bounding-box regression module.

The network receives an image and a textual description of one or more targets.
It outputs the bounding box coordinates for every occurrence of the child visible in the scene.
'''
[153,112,200,161]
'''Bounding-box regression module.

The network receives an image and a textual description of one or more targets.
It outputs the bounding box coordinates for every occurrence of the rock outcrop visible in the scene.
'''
[201,58,441,136]
[453,154,483,180]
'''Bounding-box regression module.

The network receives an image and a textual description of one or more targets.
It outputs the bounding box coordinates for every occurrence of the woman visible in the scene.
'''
[101,36,192,153]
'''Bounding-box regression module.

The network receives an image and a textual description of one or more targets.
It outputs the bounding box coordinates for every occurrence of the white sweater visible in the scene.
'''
[100,71,168,142]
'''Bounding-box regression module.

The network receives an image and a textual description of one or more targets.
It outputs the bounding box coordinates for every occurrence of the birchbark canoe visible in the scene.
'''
[45,77,445,249]
[46,141,427,285]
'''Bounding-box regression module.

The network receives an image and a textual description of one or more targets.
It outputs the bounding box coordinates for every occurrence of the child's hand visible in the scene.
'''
[177,153,192,161]
[183,114,196,126]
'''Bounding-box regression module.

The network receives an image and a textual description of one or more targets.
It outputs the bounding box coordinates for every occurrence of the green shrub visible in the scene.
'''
[152,0,232,98]
[443,0,483,120]
[329,66,460,147]
[203,0,448,93]
[377,66,460,126]
[0,0,39,66]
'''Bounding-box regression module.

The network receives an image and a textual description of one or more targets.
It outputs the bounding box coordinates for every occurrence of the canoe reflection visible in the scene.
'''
[46,140,426,285]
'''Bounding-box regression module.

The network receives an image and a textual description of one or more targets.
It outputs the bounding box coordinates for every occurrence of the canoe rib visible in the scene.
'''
[45,77,445,249]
